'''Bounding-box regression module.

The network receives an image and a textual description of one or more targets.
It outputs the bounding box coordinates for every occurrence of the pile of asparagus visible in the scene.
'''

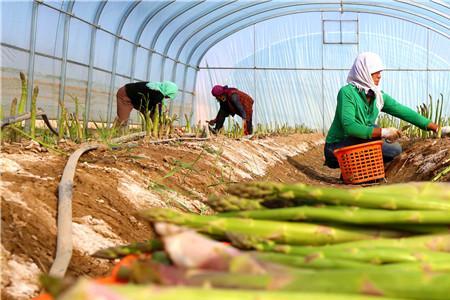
[56,182,450,299]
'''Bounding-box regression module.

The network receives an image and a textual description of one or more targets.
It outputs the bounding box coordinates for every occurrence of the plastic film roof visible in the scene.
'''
[25,0,450,66]
[1,0,449,129]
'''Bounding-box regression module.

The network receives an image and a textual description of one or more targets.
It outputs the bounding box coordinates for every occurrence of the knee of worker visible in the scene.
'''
[324,159,340,169]
[323,145,340,169]
[382,142,402,161]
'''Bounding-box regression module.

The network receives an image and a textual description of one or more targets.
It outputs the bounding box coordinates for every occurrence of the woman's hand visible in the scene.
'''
[381,127,402,141]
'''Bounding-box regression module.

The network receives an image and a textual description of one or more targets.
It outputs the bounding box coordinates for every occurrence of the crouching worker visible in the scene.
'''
[114,81,178,127]
[207,85,254,135]
[324,52,449,168]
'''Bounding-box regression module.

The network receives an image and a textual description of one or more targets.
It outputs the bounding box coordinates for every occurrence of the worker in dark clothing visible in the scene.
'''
[115,81,178,126]
[207,85,254,135]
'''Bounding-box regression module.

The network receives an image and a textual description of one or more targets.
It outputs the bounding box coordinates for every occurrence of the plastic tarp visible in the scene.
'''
[196,12,450,131]
[1,1,449,130]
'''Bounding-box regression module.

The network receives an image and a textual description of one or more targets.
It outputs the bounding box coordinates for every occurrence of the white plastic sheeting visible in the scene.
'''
[1,1,449,130]
[196,12,450,131]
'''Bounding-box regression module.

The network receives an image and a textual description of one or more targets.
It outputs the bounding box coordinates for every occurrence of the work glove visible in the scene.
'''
[441,126,450,137]
[381,127,402,142]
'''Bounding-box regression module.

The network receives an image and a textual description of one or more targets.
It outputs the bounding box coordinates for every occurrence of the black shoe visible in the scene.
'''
[208,125,218,135]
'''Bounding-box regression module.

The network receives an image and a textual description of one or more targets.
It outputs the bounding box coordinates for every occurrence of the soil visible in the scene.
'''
[385,138,450,182]
[1,133,449,299]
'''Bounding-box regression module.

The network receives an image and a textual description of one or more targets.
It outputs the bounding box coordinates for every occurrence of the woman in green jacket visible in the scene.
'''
[324,52,448,168]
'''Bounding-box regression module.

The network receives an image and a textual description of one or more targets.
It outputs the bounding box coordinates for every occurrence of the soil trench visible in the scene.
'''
[1,133,449,299]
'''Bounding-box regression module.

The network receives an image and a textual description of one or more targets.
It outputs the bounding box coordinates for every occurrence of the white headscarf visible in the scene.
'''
[347,52,385,111]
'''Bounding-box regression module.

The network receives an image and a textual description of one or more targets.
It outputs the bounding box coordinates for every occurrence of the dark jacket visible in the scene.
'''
[220,88,254,119]
[212,87,254,134]
[125,82,164,113]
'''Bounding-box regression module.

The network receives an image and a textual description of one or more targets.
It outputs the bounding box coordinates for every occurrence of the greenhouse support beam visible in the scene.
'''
[183,66,205,126]
[166,0,237,80]
[173,0,264,119]
[431,0,450,10]
[196,65,450,72]
[426,29,430,102]
[131,1,174,82]
[2,43,195,98]
[159,1,229,82]
[156,1,205,82]
[321,12,325,135]
[0,43,200,82]
[36,0,195,70]
[192,7,450,67]
[186,2,337,66]
[394,0,450,21]
[85,1,107,125]
[4,38,443,104]
[146,1,203,84]
[161,1,236,114]
[172,0,269,81]
[56,1,75,122]
[107,1,141,124]
[179,65,190,120]
[25,0,39,130]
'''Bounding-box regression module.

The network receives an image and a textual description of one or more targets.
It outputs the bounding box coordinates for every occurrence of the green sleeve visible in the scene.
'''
[338,89,374,139]
[381,93,431,130]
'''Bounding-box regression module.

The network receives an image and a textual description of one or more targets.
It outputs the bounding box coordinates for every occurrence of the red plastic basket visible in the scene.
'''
[333,140,385,184]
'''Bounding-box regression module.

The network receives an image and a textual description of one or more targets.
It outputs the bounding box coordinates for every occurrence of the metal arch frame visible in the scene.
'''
[172,1,271,69]
[161,0,237,82]
[169,0,272,118]
[178,2,332,118]
[394,0,450,21]
[85,1,107,123]
[431,0,450,10]
[38,1,195,76]
[187,2,450,67]
[130,1,175,82]
[146,0,204,85]
[106,1,141,124]
[158,1,238,114]
[16,0,450,125]
[25,0,39,124]
[179,1,450,68]
[185,7,450,122]
[177,2,448,118]
[193,7,450,67]
[157,1,207,81]
[56,1,75,120]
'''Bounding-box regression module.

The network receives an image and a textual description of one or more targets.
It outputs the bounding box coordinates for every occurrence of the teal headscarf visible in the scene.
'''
[146,81,178,100]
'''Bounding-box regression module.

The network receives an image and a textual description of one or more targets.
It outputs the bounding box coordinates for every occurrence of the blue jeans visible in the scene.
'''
[324,137,402,169]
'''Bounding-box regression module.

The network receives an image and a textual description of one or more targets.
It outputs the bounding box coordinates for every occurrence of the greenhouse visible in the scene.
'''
[1,1,450,300]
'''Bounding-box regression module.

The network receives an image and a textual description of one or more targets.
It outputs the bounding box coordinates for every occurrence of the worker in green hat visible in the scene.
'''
[114,81,178,127]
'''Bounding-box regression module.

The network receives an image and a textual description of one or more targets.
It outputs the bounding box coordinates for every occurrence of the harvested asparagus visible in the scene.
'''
[60,280,400,300]
[92,240,163,259]
[140,208,404,246]
[117,260,450,299]
[220,205,450,224]
[226,182,450,210]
